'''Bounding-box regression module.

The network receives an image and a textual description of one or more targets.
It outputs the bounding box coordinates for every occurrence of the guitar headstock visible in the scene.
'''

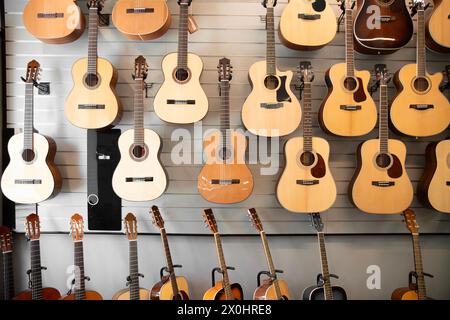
[23,60,40,84]
[151,206,165,229]
[311,213,324,232]
[298,61,314,84]
[178,0,193,6]
[25,214,41,241]
[133,55,148,81]
[374,64,391,85]
[70,214,84,242]
[124,213,138,240]
[0,226,13,253]
[218,57,232,82]
[248,208,264,233]
[262,0,277,8]
[403,208,419,234]
[88,0,104,10]
[203,209,218,234]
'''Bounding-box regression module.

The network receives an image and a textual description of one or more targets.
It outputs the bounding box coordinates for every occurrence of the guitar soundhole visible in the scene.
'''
[344,77,358,91]
[264,75,279,90]
[219,147,232,161]
[376,153,392,169]
[85,73,99,88]
[300,151,316,167]
[22,149,35,163]
[175,68,190,82]
[413,77,430,93]
[132,145,146,160]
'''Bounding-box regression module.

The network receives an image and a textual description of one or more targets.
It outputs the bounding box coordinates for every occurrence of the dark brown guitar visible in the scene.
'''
[1,226,14,300]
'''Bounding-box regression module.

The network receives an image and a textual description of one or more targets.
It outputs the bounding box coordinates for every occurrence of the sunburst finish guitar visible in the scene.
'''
[426,0,450,53]
[277,62,336,214]
[198,58,253,204]
[65,0,122,129]
[242,0,301,137]
[350,64,413,214]
[112,56,167,201]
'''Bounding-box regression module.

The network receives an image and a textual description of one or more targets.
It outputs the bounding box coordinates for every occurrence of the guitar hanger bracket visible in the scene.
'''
[98,13,110,27]
[144,82,153,98]
[211,266,235,287]
[160,265,183,279]
[21,77,50,95]
[316,273,339,287]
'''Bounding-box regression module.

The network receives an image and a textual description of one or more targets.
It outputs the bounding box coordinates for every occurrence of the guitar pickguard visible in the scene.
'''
[388,154,403,179]
[277,76,292,102]
[311,153,326,179]
[353,78,367,103]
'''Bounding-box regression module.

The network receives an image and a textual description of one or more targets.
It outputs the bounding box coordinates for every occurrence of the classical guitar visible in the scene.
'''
[248,208,290,300]
[65,0,122,129]
[14,214,61,300]
[277,62,336,213]
[390,0,449,137]
[1,60,61,204]
[303,213,347,300]
[112,56,167,202]
[417,139,450,213]
[353,0,413,55]
[350,64,413,214]
[392,209,433,300]
[150,206,190,300]
[319,0,377,137]
[113,213,150,300]
[61,214,103,300]
[112,0,172,40]
[241,0,301,137]
[198,58,254,204]
[154,0,208,124]
[426,0,450,53]
[279,0,337,50]
[202,209,243,300]
[23,0,85,44]
[0,226,14,300]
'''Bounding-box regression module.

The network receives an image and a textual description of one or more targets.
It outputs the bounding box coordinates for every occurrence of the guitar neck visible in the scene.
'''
[219,80,231,153]
[23,82,34,152]
[379,84,389,154]
[260,231,282,300]
[317,232,333,300]
[345,4,355,77]
[129,240,140,300]
[213,233,233,300]
[87,6,99,75]
[177,3,189,70]
[302,81,313,152]
[412,233,427,299]
[30,240,43,300]
[416,8,426,78]
[133,79,145,147]
[2,251,15,300]
[160,228,180,296]
[74,241,86,300]
[266,7,276,76]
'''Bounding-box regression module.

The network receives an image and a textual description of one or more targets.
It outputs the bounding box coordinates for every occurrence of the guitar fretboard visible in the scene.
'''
[74,241,86,300]
[379,84,389,154]
[260,231,282,300]
[133,79,145,147]
[219,80,231,156]
[30,240,43,300]
[345,5,355,77]
[23,82,34,152]
[412,233,427,300]
[177,3,190,70]
[266,7,276,76]
[302,81,313,152]
[160,228,180,297]
[317,232,333,300]
[129,240,140,300]
[2,251,15,300]
[214,233,233,300]
[87,6,99,75]
[416,8,426,78]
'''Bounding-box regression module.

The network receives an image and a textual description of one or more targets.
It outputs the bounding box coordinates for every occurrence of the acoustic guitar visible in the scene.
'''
[1,60,62,204]
[23,0,85,44]
[0,226,15,300]
[426,0,450,53]
[390,0,449,137]
[60,214,103,300]
[350,64,413,214]
[248,208,291,300]
[154,0,208,124]
[319,0,377,137]
[65,0,122,129]
[14,214,61,300]
[392,209,433,300]
[198,58,254,204]
[113,213,150,300]
[279,0,337,50]
[353,0,413,55]
[303,213,347,300]
[277,62,336,213]
[150,206,190,300]
[241,0,301,137]
[112,56,167,201]
[417,139,450,213]
[202,209,243,300]
[112,0,172,40]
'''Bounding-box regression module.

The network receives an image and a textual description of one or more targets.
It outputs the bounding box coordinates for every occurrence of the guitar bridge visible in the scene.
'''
[296,180,319,186]
[410,104,434,110]
[210,179,240,185]
[298,14,321,20]
[14,179,42,185]
[37,13,64,19]
[78,104,106,110]
[446,181,450,186]
[126,8,154,14]
[126,177,154,182]
[340,105,362,111]
[260,103,283,109]
[372,181,395,187]
[167,99,196,105]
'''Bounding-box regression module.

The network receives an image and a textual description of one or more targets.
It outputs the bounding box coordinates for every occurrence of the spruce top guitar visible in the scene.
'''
[426,0,450,53]
[23,0,86,44]
[302,213,347,300]
[277,62,337,213]
[154,0,208,124]
[279,0,337,50]
[14,214,61,300]
[353,0,414,54]
[198,58,254,204]
[0,226,14,300]
[1,60,61,204]
[242,0,301,137]
[390,0,449,137]
[65,0,122,129]
[61,214,103,300]
[248,208,291,300]
[112,56,167,202]
[319,0,377,137]
[150,206,190,300]
[202,209,243,300]
[392,209,433,300]
[350,64,413,214]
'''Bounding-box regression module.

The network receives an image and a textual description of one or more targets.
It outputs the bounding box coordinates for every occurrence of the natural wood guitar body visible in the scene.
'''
[350,139,413,214]
[253,279,291,300]
[391,287,433,300]
[112,129,167,201]
[242,61,301,137]
[426,0,450,53]
[150,276,190,300]
[60,291,103,300]
[390,64,449,137]
[1,133,61,204]
[14,288,61,300]
[279,0,337,50]
[320,63,377,136]
[198,131,253,204]
[112,0,171,40]
[112,288,151,300]
[65,58,122,129]
[277,137,336,213]
[203,281,243,300]
[23,0,85,44]
[154,53,208,124]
